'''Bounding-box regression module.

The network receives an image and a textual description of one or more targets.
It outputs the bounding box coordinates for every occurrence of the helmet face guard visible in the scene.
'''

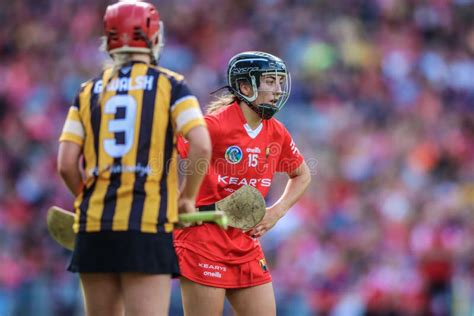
[227,51,291,119]
[103,1,164,64]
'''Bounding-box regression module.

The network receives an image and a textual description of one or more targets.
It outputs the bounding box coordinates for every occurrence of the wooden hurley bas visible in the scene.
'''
[47,185,266,251]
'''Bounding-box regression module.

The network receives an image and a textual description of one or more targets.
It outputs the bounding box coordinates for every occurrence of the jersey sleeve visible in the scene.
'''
[170,79,206,137]
[59,94,85,146]
[176,115,220,159]
[276,127,304,173]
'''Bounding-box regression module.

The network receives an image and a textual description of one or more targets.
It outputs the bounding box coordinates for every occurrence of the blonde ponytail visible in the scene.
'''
[206,93,237,114]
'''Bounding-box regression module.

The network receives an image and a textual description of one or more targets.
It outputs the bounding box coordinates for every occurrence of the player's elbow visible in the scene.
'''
[301,163,311,187]
[57,141,82,180]
[293,162,311,190]
[190,140,211,161]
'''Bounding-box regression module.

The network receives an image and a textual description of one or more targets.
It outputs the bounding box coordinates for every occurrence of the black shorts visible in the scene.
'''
[68,231,180,277]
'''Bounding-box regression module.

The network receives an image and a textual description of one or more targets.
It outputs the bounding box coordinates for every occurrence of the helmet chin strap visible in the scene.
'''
[249,103,278,120]
[137,29,157,65]
[226,85,277,120]
[240,95,276,120]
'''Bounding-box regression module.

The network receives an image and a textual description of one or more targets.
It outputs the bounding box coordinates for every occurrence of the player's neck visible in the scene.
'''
[240,102,262,129]
[113,53,150,65]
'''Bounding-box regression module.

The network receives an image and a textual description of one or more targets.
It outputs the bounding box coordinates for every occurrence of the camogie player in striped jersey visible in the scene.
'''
[57,2,211,315]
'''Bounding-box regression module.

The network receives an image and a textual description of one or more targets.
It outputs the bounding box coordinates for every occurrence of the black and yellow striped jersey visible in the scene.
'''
[59,61,205,233]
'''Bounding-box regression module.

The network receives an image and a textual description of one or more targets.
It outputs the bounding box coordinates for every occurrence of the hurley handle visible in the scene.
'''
[179,211,228,229]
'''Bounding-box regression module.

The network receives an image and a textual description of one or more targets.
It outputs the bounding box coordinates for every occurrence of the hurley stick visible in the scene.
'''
[47,185,266,251]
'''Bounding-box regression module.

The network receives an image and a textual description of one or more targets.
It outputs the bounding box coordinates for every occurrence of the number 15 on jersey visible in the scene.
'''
[248,153,258,167]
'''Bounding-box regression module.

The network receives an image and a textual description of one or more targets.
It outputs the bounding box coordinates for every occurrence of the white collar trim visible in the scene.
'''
[243,123,263,139]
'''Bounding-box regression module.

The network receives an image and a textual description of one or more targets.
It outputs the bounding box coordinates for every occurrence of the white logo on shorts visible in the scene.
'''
[203,271,222,278]
[198,263,227,272]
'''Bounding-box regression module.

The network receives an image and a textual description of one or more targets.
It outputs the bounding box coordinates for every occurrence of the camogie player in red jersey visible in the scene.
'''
[174,51,311,316]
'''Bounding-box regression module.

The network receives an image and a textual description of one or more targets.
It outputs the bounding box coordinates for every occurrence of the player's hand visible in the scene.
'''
[177,196,201,227]
[178,196,196,215]
[246,205,283,238]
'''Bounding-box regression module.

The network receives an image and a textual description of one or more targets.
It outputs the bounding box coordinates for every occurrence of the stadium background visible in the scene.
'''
[1,0,474,315]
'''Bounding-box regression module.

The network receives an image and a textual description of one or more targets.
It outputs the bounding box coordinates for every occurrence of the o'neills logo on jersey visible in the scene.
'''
[218,175,271,187]
[224,146,243,164]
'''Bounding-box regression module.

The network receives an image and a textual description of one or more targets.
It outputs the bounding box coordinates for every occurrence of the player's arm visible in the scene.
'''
[170,79,211,214]
[58,141,84,197]
[58,94,85,197]
[268,161,311,217]
[248,129,310,237]
[248,162,310,237]
[180,126,211,201]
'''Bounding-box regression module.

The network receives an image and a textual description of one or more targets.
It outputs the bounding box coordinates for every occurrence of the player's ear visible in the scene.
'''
[239,81,253,97]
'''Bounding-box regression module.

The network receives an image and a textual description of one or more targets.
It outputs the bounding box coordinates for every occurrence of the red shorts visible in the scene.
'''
[175,247,272,289]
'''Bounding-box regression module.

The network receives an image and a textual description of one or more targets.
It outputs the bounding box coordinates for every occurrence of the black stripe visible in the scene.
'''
[78,78,101,232]
[157,104,173,232]
[101,69,131,231]
[78,183,96,232]
[128,69,158,230]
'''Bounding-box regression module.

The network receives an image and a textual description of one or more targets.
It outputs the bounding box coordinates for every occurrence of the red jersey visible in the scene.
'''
[174,102,303,283]
[178,101,303,204]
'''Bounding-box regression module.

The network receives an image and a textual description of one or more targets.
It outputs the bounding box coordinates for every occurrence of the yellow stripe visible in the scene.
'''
[156,66,184,81]
[72,81,94,232]
[141,74,170,232]
[86,68,115,232]
[164,223,174,232]
[141,180,160,233]
[59,133,84,145]
[68,107,81,120]
[73,191,84,233]
[59,103,84,142]
[112,64,147,231]
[165,148,178,233]
[171,97,201,121]
[180,118,206,137]
[172,96,198,111]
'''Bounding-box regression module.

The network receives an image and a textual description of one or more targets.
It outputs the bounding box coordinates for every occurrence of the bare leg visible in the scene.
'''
[180,277,226,316]
[226,282,276,316]
[80,273,123,316]
[120,273,172,316]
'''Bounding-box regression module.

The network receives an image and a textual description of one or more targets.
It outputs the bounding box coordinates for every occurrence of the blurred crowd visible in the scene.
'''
[1,0,474,315]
